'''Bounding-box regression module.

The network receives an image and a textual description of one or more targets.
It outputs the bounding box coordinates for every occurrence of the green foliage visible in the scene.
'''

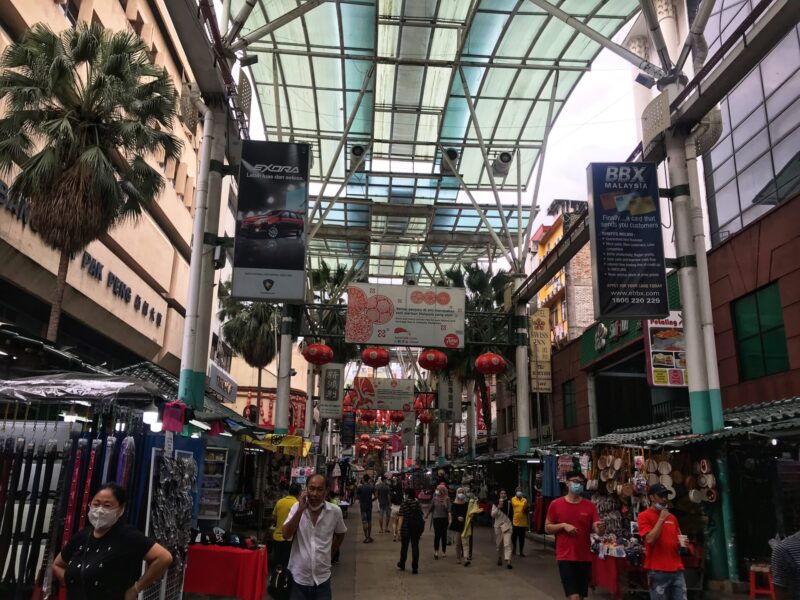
[218,281,279,370]
[308,259,360,362]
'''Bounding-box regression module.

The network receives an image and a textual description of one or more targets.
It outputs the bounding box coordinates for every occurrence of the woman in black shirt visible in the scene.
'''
[397,488,424,574]
[450,487,469,564]
[53,482,172,600]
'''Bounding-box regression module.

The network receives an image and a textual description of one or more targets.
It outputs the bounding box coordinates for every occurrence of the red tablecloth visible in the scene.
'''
[592,554,624,599]
[184,545,267,600]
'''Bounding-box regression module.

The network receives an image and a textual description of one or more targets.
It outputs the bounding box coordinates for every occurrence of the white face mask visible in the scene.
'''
[308,501,325,512]
[88,506,122,530]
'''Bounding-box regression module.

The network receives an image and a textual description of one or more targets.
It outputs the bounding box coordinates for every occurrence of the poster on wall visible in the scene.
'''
[644,311,687,387]
[401,411,416,447]
[587,162,669,319]
[529,308,552,393]
[351,377,414,411]
[319,363,345,419]
[232,141,309,302]
[436,376,462,423]
[345,283,465,348]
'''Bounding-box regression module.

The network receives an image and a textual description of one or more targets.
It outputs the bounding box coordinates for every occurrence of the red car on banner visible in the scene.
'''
[240,209,304,239]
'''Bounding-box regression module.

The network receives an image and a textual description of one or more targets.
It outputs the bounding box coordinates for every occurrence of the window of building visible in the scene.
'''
[733,283,790,380]
[61,0,81,26]
[563,379,576,429]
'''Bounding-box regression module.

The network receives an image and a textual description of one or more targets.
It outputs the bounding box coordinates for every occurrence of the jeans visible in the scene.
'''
[399,532,420,571]
[648,570,687,600]
[512,526,527,554]
[289,578,332,600]
[433,517,448,553]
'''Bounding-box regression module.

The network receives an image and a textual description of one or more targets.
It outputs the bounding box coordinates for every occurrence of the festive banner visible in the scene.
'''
[232,141,309,301]
[401,411,416,447]
[319,363,345,419]
[345,283,465,348]
[529,309,552,393]
[351,377,415,411]
[587,162,669,318]
[645,311,688,387]
[436,376,462,423]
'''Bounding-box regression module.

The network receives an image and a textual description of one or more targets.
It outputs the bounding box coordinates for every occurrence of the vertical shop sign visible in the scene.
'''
[401,412,416,447]
[436,376,462,423]
[340,413,355,447]
[645,311,688,387]
[587,162,669,319]
[319,363,345,419]
[529,308,552,393]
[232,141,309,302]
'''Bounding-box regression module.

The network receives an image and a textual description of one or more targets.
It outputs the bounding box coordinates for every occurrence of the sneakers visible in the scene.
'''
[497,559,503,566]
[464,560,471,567]
[434,553,438,560]
[507,562,513,570]
[412,570,418,575]
[397,562,405,571]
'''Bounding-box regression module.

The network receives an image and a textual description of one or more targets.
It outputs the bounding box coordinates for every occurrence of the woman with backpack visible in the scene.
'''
[397,488,424,574]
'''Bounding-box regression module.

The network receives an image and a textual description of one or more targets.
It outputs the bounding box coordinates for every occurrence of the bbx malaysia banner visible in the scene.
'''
[232,141,309,302]
[345,283,465,348]
[587,162,669,319]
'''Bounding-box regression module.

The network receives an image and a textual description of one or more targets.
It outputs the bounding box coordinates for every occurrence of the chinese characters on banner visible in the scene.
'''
[319,363,345,419]
[401,412,416,447]
[351,377,414,411]
[644,311,688,387]
[436,376,462,423]
[529,308,552,393]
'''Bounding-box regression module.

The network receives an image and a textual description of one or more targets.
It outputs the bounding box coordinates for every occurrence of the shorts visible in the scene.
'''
[360,508,372,522]
[379,504,391,518]
[558,560,592,598]
[391,505,401,518]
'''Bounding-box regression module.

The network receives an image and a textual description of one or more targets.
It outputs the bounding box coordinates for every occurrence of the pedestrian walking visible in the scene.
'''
[397,488,424,574]
[356,474,375,543]
[637,484,689,600]
[426,483,450,559]
[375,476,391,534]
[772,530,800,600]
[272,483,302,570]
[461,493,482,567]
[282,474,347,600]
[545,471,605,600]
[492,489,514,569]
[450,487,468,564]
[511,487,529,557]
[389,475,404,541]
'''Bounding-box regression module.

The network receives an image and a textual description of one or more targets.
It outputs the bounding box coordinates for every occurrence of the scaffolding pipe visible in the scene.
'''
[638,0,674,72]
[675,0,716,74]
[230,0,329,52]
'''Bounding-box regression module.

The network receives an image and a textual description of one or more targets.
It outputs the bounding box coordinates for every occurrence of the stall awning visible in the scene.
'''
[0,372,164,405]
[581,396,800,448]
[242,434,311,457]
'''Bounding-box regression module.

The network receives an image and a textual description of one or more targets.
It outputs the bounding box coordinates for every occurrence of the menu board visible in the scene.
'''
[644,311,687,387]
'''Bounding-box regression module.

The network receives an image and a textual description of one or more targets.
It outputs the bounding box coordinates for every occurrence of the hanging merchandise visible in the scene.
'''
[23,439,57,587]
[2,440,34,584]
[162,402,187,433]
[77,439,101,531]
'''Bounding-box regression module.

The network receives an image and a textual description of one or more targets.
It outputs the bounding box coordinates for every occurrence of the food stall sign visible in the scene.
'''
[644,311,687,387]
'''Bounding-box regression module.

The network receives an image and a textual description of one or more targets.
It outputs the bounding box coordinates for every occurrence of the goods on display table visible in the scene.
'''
[199,447,229,520]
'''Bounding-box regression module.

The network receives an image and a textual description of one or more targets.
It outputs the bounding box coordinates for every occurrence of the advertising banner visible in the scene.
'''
[340,413,356,447]
[587,162,669,319]
[319,363,345,419]
[529,309,553,393]
[644,311,687,387]
[436,376,462,423]
[351,377,415,411]
[345,283,465,348]
[401,411,416,447]
[232,141,309,302]
[208,362,237,403]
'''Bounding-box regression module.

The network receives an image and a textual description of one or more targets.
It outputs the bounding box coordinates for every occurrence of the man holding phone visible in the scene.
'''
[545,471,605,600]
[637,483,688,600]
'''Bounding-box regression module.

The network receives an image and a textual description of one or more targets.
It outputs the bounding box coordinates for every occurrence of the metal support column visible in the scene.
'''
[274,305,293,434]
[466,381,476,460]
[305,366,315,437]
[514,282,531,454]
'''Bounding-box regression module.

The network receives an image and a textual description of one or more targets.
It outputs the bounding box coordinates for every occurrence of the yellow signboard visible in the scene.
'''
[529,309,552,393]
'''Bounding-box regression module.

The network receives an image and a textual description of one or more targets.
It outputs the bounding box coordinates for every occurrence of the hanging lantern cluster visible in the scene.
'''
[418,411,434,425]
[360,409,377,423]
[361,346,390,368]
[359,433,371,443]
[358,444,369,455]
[414,392,434,413]
[343,390,356,413]
[390,410,405,424]
[418,348,447,372]
[475,352,506,375]
[302,342,334,366]
[379,434,390,444]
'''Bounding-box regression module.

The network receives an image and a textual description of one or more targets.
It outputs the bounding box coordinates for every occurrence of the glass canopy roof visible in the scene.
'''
[231,0,638,284]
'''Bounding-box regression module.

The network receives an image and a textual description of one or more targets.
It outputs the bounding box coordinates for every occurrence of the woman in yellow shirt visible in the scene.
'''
[511,488,529,557]
[272,483,301,569]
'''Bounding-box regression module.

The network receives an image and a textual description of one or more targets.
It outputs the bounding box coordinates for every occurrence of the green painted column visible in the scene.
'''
[178,369,206,410]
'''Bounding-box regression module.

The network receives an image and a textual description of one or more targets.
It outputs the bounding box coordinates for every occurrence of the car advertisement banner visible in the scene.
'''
[319,363,345,419]
[401,411,416,447]
[644,311,688,387]
[232,141,309,302]
[587,162,669,319]
[529,308,552,393]
[351,377,415,411]
[436,376,462,423]
[345,283,465,348]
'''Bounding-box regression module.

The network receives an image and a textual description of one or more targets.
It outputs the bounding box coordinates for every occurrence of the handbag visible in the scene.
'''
[267,565,294,600]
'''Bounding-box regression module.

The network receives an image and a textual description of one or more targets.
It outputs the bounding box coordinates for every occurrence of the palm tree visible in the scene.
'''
[309,259,360,362]
[218,281,279,424]
[444,263,512,445]
[0,23,182,341]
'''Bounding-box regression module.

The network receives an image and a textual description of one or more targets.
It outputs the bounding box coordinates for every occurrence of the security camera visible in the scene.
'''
[440,148,459,176]
[492,151,513,177]
[349,145,367,172]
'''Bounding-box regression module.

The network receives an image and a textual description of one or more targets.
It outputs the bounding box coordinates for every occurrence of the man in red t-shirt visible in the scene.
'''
[545,471,605,600]
[637,483,688,600]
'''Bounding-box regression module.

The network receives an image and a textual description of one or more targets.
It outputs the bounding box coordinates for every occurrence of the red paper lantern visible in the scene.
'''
[475,352,506,374]
[418,411,434,424]
[359,433,371,443]
[379,435,389,444]
[361,409,376,422]
[302,342,334,366]
[414,393,434,412]
[361,346,390,368]
[358,444,369,454]
[390,411,405,424]
[418,348,447,372]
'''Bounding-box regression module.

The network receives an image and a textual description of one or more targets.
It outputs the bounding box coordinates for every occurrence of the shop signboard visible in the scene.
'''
[232,141,309,302]
[208,362,237,403]
[401,411,416,447]
[436,376,462,423]
[529,308,552,393]
[319,363,345,419]
[644,311,688,387]
[587,162,669,319]
[345,283,465,348]
[340,414,355,447]
[351,377,414,411]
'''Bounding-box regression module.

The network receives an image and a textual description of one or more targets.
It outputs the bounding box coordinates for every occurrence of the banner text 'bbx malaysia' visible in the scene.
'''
[345,283,465,348]
[587,163,669,319]
[644,311,688,387]
[232,141,309,302]
[351,377,414,411]
[319,363,345,419]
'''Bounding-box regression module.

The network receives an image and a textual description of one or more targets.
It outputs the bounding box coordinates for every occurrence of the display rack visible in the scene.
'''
[198,447,228,520]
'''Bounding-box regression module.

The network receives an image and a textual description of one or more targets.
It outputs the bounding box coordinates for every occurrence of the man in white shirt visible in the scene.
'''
[282,474,347,599]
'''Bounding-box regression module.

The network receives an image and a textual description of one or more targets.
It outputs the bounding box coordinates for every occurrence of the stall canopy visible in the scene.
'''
[0,372,164,405]
[581,396,800,448]
[242,434,311,456]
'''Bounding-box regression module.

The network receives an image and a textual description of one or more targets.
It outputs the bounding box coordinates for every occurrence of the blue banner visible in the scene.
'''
[587,162,669,319]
